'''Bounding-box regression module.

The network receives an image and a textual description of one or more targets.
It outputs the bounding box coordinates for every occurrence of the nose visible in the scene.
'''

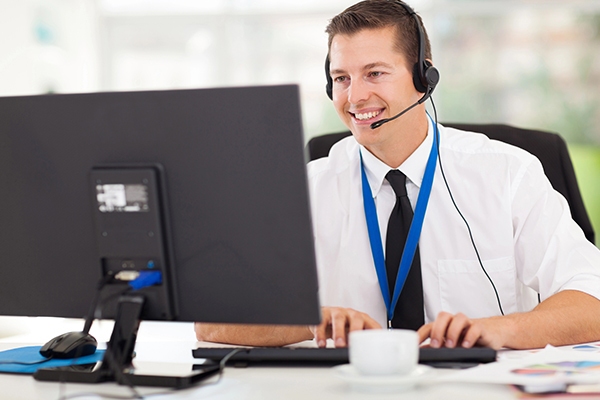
[347,78,370,105]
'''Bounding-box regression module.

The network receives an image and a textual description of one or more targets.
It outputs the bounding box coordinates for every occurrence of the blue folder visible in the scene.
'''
[0,346,105,374]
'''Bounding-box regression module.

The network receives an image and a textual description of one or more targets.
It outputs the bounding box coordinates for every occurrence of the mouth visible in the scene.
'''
[350,109,384,124]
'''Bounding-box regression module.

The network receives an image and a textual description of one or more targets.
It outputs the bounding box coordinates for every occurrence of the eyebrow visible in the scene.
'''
[330,61,394,76]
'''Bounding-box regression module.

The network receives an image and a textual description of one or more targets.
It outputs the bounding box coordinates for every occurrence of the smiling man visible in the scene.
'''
[196,0,600,350]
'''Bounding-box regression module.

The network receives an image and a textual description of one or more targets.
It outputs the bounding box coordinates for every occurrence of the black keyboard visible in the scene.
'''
[192,346,496,369]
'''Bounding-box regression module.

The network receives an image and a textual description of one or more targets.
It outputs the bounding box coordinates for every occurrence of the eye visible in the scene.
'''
[333,76,347,83]
[368,71,383,78]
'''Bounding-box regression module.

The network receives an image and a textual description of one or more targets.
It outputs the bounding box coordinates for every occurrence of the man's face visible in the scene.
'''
[329,27,421,148]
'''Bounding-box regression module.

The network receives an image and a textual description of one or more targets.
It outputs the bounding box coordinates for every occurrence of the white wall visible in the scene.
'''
[1,0,599,143]
[0,0,100,97]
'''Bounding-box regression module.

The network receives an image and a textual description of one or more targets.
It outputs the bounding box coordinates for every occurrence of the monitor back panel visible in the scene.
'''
[0,85,320,325]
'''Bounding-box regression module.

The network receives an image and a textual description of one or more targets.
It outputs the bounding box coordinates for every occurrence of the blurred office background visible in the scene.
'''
[1,0,599,238]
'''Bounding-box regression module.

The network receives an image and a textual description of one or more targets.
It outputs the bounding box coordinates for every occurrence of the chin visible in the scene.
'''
[351,129,380,148]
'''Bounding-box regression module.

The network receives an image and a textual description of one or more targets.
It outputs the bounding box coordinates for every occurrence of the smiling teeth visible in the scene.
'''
[354,111,381,120]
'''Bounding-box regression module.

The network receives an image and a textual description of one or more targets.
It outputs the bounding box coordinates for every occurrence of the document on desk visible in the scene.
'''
[437,344,600,391]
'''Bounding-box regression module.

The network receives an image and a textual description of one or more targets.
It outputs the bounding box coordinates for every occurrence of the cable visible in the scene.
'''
[56,271,183,400]
[56,276,134,400]
[85,270,162,333]
[209,347,245,386]
[56,321,143,400]
[136,347,245,398]
[430,98,505,316]
[55,291,143,400]
[103,348,144,399]
[58,392,142,400]
[94,271,164,322]
[83,273,116,334]
[56,348,244,400]
[128,348,244,398]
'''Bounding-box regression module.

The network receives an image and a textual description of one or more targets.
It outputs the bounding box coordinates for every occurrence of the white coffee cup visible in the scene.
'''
[349,329,418,376]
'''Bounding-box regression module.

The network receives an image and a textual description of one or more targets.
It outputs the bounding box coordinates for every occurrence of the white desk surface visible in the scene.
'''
[0,318,520,400]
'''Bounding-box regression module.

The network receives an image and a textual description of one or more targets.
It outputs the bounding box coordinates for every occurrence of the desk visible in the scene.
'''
[0,320,519,400]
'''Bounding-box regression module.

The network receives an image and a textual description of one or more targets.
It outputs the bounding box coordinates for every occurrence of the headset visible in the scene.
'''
[324,0,440,122]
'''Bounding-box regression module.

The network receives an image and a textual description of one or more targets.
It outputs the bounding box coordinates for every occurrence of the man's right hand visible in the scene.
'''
[310,307,382,348]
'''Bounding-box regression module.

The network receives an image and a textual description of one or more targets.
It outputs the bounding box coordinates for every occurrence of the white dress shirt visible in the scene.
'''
[307,120,600,328]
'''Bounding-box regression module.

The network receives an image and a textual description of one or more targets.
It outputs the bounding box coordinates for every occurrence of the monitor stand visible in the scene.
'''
[35,165,217,388]
[33,295,220,389]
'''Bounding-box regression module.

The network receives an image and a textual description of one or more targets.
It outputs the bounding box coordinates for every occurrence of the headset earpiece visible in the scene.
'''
[423,60,440,89]
[325,57,333,100]
[412,62,427,93]
[413,60,439,94]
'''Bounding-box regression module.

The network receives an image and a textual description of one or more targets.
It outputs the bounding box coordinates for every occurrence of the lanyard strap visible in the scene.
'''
[360,119,438,323]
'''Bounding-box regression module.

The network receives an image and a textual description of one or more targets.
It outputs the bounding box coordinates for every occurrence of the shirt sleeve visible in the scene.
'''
[511,155,600,301]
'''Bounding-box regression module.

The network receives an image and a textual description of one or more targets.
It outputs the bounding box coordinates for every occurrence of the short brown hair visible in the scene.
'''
[325,0,432,67]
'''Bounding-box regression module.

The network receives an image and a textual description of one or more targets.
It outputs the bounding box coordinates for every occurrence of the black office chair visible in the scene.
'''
[306,123,595,244]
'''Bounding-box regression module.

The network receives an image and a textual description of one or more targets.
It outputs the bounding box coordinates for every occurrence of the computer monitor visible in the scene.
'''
[0,85,321,387]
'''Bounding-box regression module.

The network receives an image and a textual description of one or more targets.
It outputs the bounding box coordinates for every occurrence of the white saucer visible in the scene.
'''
[333,364,434,393]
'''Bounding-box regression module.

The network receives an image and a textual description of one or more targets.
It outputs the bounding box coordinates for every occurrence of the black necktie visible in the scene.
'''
[385,170,425,330]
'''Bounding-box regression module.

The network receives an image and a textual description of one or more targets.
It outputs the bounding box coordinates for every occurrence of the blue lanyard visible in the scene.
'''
[360,119,438,325]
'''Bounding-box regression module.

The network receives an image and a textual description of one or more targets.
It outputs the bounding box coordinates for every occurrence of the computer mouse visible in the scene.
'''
[39,331,98,359]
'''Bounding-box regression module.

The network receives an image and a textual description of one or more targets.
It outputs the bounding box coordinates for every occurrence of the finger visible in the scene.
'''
[347,311,383,350]
[347,310,366,333]
[429,312,453,348]
[461,323,483,348]
[330,309,349,347]
[363,314,382,330]
[444,313,470,348]
[417,323,432,344]
[347,311,381,332]
[313,309,331,347]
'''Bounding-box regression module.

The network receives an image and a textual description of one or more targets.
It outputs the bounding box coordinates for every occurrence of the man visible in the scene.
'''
[196,0,600,349]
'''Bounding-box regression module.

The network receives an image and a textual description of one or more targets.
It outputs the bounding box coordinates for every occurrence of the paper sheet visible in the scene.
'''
[437,344,600,387]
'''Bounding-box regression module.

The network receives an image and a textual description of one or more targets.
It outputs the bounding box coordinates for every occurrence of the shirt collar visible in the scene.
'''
[360,116,434,197]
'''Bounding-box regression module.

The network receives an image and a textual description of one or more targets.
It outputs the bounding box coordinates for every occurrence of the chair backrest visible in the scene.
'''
[306,123,595,244]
